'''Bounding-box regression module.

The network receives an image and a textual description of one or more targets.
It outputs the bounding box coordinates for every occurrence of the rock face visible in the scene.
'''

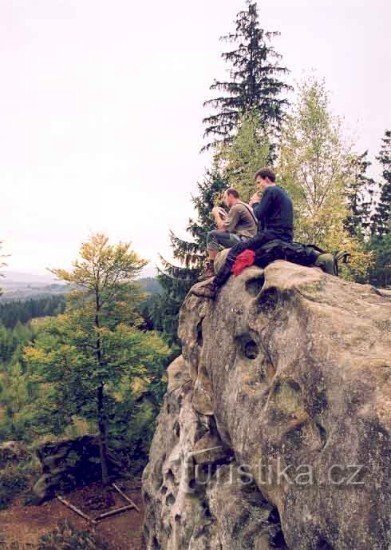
[142,261,391,549]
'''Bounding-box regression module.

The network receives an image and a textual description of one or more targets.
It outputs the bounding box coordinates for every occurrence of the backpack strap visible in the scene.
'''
[238,201,258,226]
[305,243,326,254]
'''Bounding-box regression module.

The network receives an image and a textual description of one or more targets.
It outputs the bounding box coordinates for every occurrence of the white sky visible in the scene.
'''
[1,0,390,278]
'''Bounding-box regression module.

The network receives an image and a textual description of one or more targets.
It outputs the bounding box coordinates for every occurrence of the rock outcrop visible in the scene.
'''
[33,434,120,503]
[142,261,391,549]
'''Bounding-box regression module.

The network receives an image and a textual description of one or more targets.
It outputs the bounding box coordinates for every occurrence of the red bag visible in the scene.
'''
[232,249,255,276]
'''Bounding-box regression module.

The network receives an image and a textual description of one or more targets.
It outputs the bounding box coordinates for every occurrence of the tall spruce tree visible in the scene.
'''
[372,130,391,237]
[345,151,376,239]
[202,0,291,151]
[154,2,291,343]
[367,130,391,287]
[220,109,271,201]
[154,169,226,345]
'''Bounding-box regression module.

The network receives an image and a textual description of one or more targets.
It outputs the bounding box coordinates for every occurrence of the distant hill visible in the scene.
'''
[0,272,161,302]
[139,277,162,295]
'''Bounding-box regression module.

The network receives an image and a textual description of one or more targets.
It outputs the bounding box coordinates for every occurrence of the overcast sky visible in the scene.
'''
[1,0,390,278]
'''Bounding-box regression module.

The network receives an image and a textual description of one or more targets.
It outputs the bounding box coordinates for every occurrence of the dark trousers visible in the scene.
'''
[214,230,292,287]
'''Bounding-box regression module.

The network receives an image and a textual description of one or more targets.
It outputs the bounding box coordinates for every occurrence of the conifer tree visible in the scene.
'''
[372,130,391,237]
[220,109,271,201]
[154,1,291,342]
[202,0,291,151]
[367,130,391,287]
[153,170,226,345]
[344,151,376,239]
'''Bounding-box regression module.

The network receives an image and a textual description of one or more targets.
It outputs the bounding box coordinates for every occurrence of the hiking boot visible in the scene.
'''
[198,260,215,281]
[314,253,336,275]
[191,280,217,299]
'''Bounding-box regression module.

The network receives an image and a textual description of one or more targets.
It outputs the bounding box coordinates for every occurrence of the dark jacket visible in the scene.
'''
[253,185,294,240]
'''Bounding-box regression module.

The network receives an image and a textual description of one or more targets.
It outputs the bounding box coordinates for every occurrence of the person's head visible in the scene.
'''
[223,188,240,207]
[254,168,276,191]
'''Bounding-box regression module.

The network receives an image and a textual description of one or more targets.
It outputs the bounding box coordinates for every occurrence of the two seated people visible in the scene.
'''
[196,167,344,299]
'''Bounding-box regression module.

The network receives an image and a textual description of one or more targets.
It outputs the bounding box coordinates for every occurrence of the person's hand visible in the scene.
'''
[212,206,227,217]
[249,192,261,206]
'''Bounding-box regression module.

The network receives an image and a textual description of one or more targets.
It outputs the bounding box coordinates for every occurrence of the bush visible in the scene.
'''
[0,465,30,510]
[38,520,107,549]
[0,445,39,510]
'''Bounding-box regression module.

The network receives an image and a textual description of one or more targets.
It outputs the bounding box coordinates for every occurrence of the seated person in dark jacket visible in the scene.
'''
[193,167,294,297]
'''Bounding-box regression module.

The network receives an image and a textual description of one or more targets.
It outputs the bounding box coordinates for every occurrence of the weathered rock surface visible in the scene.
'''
[33,434,120,502]
[142,261,391,549]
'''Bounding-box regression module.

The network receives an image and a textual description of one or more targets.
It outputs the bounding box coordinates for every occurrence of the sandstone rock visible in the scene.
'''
[142,261,391,549]
[32,434,120,503]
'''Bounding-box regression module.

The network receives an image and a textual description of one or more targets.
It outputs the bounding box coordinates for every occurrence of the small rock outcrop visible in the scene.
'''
[142,261,391,549]
[33,435,120,502]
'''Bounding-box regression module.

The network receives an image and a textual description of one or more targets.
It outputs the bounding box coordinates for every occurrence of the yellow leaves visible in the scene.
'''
[131,376,149,394]
[23,345,47,364]
[278,77,374,280]
[50,232,148,292]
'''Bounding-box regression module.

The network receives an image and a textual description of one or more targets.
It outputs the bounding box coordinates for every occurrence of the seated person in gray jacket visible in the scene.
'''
[201,188,257,279]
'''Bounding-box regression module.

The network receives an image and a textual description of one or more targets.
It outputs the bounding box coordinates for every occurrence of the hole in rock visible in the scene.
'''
[236,334,259,360]
[316,422,327,448]
[173,421,180,438]
[165,493,175,506]
[316,537,333,550]
[268,508,280,524]
[245,274,265,296]
[313,390,329,415]
[152,536,160,550]
[244,340,259,359]
[166,469,175,483]
[174,514,181,523]
[257,287,280,314]
[188,478,197,490]
[196,321,203,346]
[202,501,212,518]
[160,485,168,495]
[268,507,288,549]
[284,425,304,449]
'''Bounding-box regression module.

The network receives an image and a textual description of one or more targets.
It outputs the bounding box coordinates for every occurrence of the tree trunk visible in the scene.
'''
[94,284,109,486]
[97,382,109,485]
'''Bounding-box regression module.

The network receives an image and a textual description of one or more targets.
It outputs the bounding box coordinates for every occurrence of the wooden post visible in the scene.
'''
[57,495,97,525]
[95,504,135,520]
[112,482,140,512]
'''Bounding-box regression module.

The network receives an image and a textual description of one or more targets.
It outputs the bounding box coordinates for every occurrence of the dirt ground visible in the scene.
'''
[0,479,145,549]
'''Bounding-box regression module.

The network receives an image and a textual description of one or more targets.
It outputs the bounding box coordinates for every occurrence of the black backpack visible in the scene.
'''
[252,240,350,276]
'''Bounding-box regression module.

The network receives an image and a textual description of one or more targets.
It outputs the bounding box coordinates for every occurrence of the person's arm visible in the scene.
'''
[212,206,228,230]
[252,188,274,225]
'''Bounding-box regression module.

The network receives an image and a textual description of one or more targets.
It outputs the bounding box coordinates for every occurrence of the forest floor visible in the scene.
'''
[0,478,145,549]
